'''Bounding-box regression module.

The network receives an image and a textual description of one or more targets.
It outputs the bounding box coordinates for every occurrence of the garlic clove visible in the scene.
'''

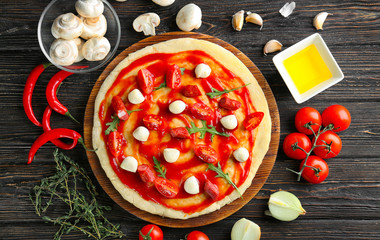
[263,39,282,55]
[128,89,145,104]
[133,13,160,36]
[267,191,306,221]
[232,10,245,31]
[231,218,261,240]
[80,14,107,40]
[195,63,211,78]
[279,1,296,18]
[152,0,175,7]
[75,0,104,18]
[81,37,111,61]
[176,3,202,32]
[50,39,78,66]
[246,12,263,30]
[73,38,84,62]
[313,12,331,30]
[51,13,83,40]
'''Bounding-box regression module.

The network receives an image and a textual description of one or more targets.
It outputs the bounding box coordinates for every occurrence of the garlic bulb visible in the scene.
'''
[81,37,111,61]
[231,218,261,240]
[75,0,104,18]
[80,14,107,40]
[73,38,84,62]
[266,191,306,221]
[51,13,83,40]
[50,39,79,66]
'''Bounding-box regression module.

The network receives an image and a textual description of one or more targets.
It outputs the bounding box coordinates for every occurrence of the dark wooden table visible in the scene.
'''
[1,0,379,239]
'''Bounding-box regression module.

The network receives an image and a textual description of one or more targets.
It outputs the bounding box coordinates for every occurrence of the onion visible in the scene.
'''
[266,191,306,221]
[231,218,261,240]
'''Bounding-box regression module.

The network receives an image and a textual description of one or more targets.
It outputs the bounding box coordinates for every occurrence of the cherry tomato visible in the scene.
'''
[107,131,125,158]
[322,105,351,132]
[154,178,179,198]
[166,64,182,89]
[138,68,155,94]
[313,131,342,159]
[283,132,312,160]
[243,112,264,131]
[300,156,329,184]
[194,145,218,163]
[186,230,210,240]
[139,224,163,240]
[295,107,322,135]
[190,103,215,121]
[143,115,167,131]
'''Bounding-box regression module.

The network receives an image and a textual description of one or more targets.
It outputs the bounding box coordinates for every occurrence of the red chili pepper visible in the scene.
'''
[42,106,77,150]
[45,67,86,124]
[23,63,51,127]
[27,128,81,164]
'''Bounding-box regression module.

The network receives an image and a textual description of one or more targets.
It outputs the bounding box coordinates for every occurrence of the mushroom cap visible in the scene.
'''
[132,13,160,36]
[80,14,107,40]
[73,38,84,62]
[176,3,202,32]
[50,39,79,66]
[81,37,111,61]
[51,13,83,40]
[152,0,175,7]
[75,0,104,18]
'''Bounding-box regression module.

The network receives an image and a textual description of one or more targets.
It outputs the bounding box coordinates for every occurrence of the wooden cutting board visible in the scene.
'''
[84,32,280,228]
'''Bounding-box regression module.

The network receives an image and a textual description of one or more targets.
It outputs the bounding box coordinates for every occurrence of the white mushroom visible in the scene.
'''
[195,63,211,78]
[50,39,78,66]
[220,115,238,130]
[152,0,175,7]
[233,147,250,162]
[133,13,160,36]
[128,89,145,104]
[81,37,111,61]
[169,100,186,114]
[51,13,83,40]
[163,148,180,163]
[120,156,138,173]
[184,176,200,194]
[133,126,150,142]
[75,0,104,18]
[176,3,202,32]
[73,38,84,62]
[80,14,107,40]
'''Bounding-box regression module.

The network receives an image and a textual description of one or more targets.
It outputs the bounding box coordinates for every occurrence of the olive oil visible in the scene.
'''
[283,44,332,94]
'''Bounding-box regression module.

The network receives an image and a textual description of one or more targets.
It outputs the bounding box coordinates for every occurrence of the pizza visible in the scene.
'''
[92,38,271,219]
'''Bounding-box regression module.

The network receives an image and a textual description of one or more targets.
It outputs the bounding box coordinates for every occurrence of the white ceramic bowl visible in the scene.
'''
[273,33,344,103]
[38,0,121,74]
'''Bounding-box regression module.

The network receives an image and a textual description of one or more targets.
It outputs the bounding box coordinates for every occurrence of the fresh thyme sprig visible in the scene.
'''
[206,83,251,99]
[153,156,167,179]
[105,109,142,135]
[186,120,229,141]
[29,150,125,240]
[206,162,242,198]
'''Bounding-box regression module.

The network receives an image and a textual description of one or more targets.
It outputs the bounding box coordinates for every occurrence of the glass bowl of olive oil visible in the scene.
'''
[273,33,344,103]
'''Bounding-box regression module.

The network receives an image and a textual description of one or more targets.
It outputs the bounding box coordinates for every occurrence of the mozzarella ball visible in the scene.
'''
[220,115,238,130]
[128,89,145,104]
[195,63,211,78]
[233,147,250,162]
[120,156,138,172]
[184,176,200,194]
[169,100,186,114]
[133,126,150,142]
[163,148,180,163]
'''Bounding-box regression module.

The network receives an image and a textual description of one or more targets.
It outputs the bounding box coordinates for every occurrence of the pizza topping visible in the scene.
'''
[218,97,241,110]
[233,147,249,163]
[184,176,200,195]
[142,115,167,131]
[111,96,129,120]
[154,178,179,198]
[190,102,215,121]
[182,85,202,97]
[107,131,125,158]
[206,83,250,99]
[137,164,156,184]
[243,112,264,131]
[169,100,187,114]
[206,162,242,197]
[120,156,138,173]
[194,145,218,163]
[204,179,219,201]
[170,127,190,139]
[132,13,160,36]
[220,114,238,130]
[166,64,182,89]
[153,156,167,179]
[105,115,120,135]
[195,63,211,78]
[137,68,155,94]
[187,120,229,141]
[128,89,145,104]
[163,148,180,163]
[133,126,150,142]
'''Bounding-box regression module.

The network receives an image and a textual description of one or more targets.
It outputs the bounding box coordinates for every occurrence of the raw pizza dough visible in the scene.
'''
[93,38,271,219]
